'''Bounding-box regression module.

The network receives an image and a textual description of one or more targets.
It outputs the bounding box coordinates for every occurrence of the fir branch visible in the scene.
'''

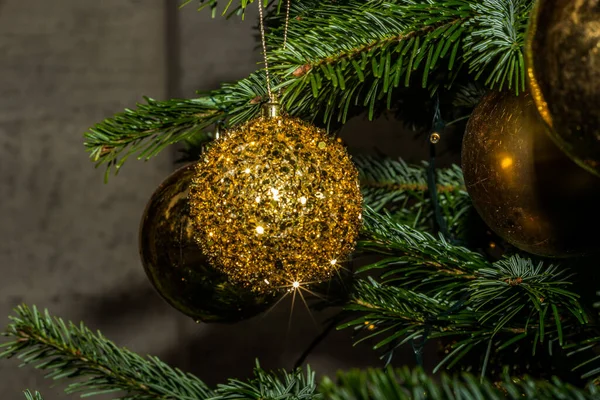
[451,82,487,108]
[219,363,600,400]
[356,156,469,235]
[463,0,532,93]
[321,367,600,400]
[3,306,600,399]
[84,97,216,180]
[359,207,487,282]
[564,293,600,384]
[355,209,588,373]
[179,0,261,19]
[87,0,533,177]
[215,361,320,399]
[84,73,268,179]
[23,390,44,400]
[272,0,477,122]
[565,331,600,384]
[359,207,585,318]
[0,305,214,400]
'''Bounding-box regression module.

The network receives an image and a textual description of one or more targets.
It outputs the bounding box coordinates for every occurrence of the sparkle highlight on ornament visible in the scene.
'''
[299,196,307,205]
[256,226,265,234]
[500,156,513,169]
[270,188,281,201]
[292,281,300,288]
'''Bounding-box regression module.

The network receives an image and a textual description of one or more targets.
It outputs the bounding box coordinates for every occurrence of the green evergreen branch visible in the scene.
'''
[272,1,459,69]
[272,0,531,123]
[23,390,44,400]
[84,97,216,180]
[179,0,261,19]
[343,274,579,373]
[451,82,487,107]
[3,306,600,399]
[215,361,319,399]
[0,305,214,400]
[359,207,487,279]
[357,156,469,235]
[321,367,599,400]
[87,0,533,177]
[359,207,585,321]
[564,331,600,384]
[463,0,532,93]
[563,294,600,384]
[355,209,588,374]
[271,0,476,122]
[84,73,268,179]
[220,362,600,400]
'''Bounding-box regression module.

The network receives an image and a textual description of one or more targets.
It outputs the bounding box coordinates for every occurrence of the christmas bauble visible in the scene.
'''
[526,0,600,176]
[462,91,600,257]
[188,103,362,292]
[139,164,278,322]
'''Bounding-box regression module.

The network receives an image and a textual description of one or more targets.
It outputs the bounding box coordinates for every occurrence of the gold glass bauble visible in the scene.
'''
[526,0,600,176]
[462,91,600,258]
[139,164,278,322]
[188,104,363,293]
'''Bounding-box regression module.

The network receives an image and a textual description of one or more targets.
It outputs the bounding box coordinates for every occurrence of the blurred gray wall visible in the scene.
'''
[0,1,450,399]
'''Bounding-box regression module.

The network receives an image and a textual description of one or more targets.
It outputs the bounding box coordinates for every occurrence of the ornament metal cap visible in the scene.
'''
[262,97,281,119]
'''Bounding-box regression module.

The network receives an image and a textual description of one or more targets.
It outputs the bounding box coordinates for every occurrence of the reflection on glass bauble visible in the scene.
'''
[139,164,278,323]
[462,91,600,257]
[526,0,600,176]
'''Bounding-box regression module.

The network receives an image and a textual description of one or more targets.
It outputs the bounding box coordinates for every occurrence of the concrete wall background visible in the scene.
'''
[0,1,450,399]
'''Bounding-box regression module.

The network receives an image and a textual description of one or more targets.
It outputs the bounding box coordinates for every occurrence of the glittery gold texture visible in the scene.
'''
[188,112,363,293]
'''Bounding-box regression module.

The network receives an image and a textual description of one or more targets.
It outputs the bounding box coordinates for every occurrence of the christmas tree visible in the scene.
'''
[3,0,600,398]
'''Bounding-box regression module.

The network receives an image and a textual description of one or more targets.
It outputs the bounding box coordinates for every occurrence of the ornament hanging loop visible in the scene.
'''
[262,97,281,118]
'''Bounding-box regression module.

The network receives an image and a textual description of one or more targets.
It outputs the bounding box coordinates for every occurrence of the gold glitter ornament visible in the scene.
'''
[462,91,600,257]
[188,103,362,292]
[526,0,600,176]
[139,164,279,322]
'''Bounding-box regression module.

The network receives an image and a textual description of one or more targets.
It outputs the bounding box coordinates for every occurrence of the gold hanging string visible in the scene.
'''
[283,0,291,49]
[257,1,273,102]
[257,0,291,103]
